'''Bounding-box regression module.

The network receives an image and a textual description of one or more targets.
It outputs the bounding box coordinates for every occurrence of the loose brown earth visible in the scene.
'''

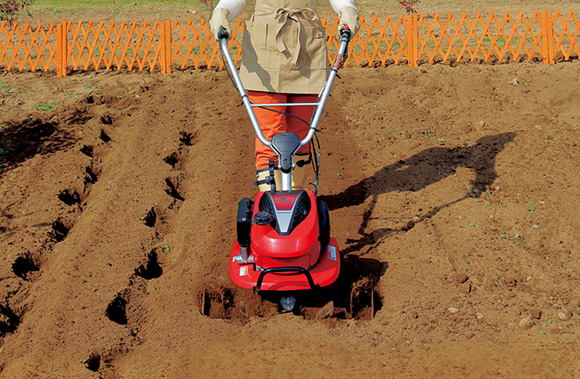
[2,2,580,378]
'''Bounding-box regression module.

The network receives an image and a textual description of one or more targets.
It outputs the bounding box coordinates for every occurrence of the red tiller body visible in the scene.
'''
[229,190,340,292]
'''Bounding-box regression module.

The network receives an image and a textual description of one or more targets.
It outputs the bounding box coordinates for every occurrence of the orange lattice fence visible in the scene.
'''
[0,10,578,77]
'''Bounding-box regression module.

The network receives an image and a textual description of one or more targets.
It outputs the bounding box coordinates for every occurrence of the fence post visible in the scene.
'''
[57,23,62,77]
[56,21,68,77]
[165,20,172,74]
[407,14,414,67]
[547,10,554,64]
[159,21,166,74]
[413,13,419,67]
[540,11,549,64]
[62,21,68,76]
[56,23,61,77]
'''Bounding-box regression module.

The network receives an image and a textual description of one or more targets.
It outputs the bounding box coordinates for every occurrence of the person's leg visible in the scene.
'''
[286,94,318,190]
[248,90,287,191]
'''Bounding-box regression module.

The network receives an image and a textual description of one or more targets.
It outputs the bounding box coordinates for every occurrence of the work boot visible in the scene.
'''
[256,169,281,192]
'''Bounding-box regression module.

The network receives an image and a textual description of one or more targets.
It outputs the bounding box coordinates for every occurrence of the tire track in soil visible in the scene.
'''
[61,124,142,377]
[86,129,192,376]
[0,85,188,376]
[0,109,108,349]
[0,111,113,379]
[73,76,237,376]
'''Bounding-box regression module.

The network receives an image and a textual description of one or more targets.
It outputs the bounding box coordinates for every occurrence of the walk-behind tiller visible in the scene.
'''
[219,26,352,312]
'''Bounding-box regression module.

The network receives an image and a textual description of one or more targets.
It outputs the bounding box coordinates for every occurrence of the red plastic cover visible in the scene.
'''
[229,238,340,291]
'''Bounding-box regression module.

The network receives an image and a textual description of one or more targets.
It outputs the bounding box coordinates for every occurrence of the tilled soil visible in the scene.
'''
[1,60,580,377]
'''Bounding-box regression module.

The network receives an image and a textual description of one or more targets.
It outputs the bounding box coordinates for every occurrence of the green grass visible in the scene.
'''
[482,36,506,43]
[36,104,55,111]
[32,0,215,17]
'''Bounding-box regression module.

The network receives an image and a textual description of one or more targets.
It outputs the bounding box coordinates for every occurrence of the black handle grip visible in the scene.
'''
[340,26,352,42]
[218,26,229,40]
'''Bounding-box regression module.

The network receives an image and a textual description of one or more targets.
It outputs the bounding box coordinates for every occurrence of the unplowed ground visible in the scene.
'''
[2,5,580,376]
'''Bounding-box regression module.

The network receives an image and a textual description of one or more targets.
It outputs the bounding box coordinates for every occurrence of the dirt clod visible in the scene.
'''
[519,317,534,329]
[456,274,469,284]
[402,220,415,231]
[460,282,472,294]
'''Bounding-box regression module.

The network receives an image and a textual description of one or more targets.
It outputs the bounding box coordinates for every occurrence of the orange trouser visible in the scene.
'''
[248,90,317,170]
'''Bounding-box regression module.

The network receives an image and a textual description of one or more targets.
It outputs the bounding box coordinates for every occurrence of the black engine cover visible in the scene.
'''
[259,190,311,236]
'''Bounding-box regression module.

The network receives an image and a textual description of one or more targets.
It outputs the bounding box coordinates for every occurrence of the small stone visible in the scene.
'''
[476,312,484,320]
[532,224,540,229]
[456,274,469,284]
[460,282,472,294]
[448,307,460,314]
[494,186,501,191]
[509,78,520,85]
[558,312,567,321]
[479,121,486,127]
[519,317,534,329]
[531,308,542,319]
[527,276,532,281]
[402,220,415,231]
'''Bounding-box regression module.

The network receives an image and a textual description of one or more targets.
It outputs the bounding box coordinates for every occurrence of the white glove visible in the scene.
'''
[338,6,359,38]
[210,7,231,40]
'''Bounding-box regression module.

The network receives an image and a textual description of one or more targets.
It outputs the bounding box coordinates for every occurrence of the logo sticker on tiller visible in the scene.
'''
[328,245,337,261]
[239,266,249,276]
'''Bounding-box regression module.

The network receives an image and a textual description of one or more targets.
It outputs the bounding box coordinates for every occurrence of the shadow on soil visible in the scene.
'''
[320,132,516,255]
[198,133,515,323]
[0,118,76,174]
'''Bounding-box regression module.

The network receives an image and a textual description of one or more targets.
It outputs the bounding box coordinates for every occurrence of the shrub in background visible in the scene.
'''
[398,0,420,14]
[0,0,34,25]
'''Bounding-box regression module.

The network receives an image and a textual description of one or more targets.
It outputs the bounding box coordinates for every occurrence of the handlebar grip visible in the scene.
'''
[340,26,351,42]
[218,26,229,40]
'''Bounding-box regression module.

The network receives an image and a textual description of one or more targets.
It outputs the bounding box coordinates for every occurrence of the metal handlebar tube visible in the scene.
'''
[219,27,351,191]
[300,30,351,149]
[251,102,319,107]
[219,36,272,149]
